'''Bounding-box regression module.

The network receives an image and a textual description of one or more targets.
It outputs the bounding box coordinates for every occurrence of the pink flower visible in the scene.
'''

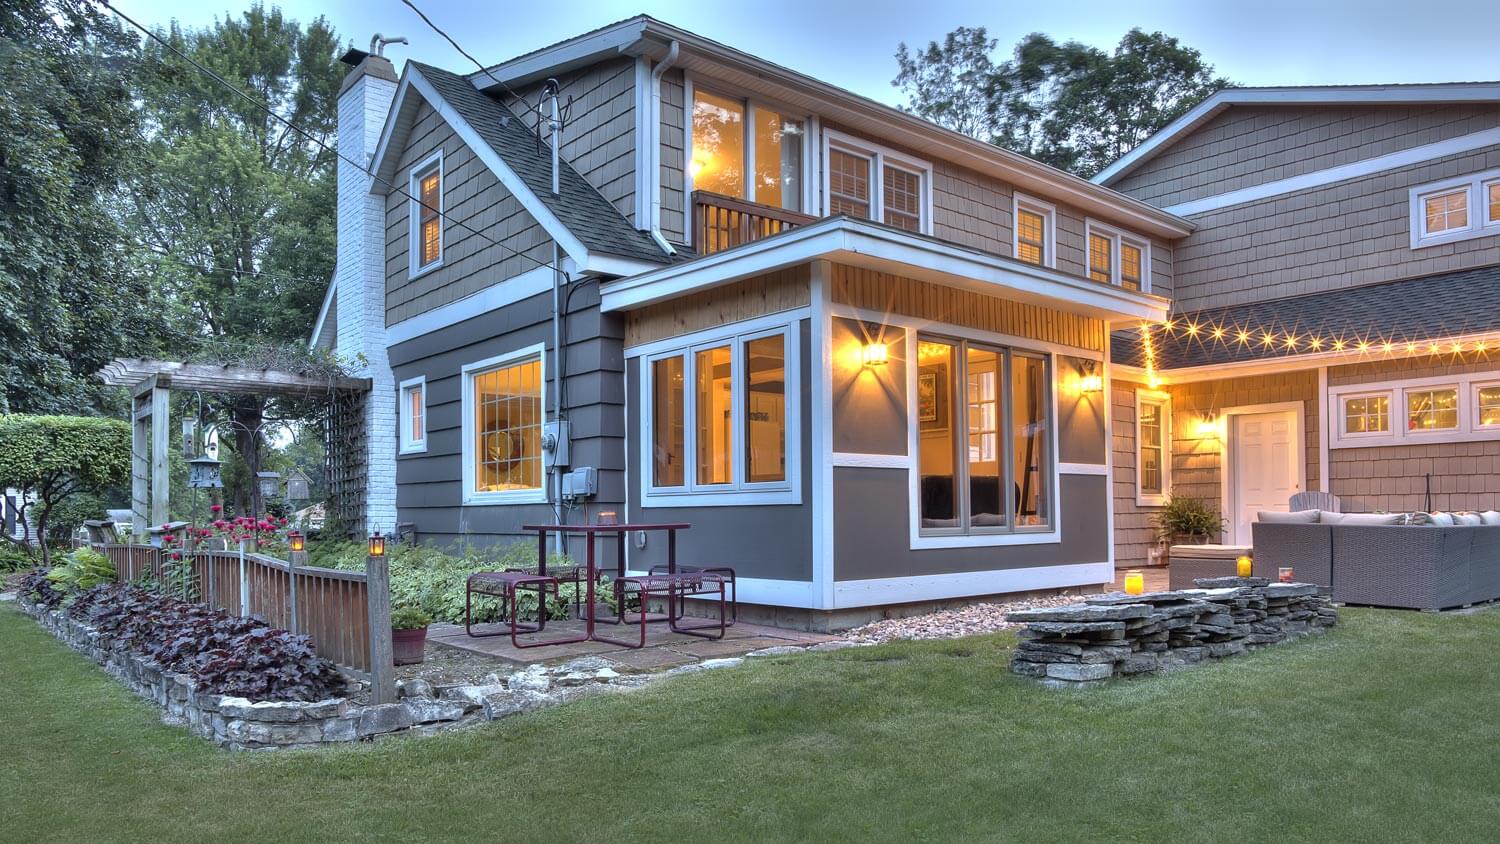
[210,504,222,513]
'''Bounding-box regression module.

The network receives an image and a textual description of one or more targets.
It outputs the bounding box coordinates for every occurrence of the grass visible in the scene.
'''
[3,603,1500,842]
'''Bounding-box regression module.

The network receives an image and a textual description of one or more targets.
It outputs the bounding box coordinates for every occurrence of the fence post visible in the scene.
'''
[288,548,305,633]
[365,548,395,704]
[237,537,249,617]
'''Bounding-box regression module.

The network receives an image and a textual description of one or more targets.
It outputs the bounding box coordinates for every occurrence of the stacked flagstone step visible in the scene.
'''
[1008,577,1337,685]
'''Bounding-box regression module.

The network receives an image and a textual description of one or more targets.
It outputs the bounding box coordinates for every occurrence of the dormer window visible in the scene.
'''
[1085,219,1150,292]
[823,130,932,234]
[690,88,804,212]
[409,150,443,276]
[1013,194,1056,267]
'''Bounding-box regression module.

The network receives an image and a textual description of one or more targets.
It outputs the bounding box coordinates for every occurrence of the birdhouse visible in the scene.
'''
[256,471,282,500]
[188,455,223,489]
[285,468,311,501]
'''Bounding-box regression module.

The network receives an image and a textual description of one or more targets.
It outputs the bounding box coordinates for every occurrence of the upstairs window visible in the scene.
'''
[1085,220,1150,292]
[1013,194,1056,267]
[409,151,443,276]
[823,131,932,234]
[690,88,805,212]
[1409,169,1500,248]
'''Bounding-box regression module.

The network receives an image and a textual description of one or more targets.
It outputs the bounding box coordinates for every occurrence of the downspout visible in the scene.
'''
[546,81,568,551]
[648,40,680,256]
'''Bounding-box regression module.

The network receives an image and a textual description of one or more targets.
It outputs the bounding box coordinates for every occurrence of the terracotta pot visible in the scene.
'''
[392,625,427,665]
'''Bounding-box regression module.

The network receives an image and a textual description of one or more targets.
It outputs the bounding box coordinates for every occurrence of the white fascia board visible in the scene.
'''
[1095,83,1500,186]
[307,269,337,350]
[582,253,665,278]
[367,72,413,190]
[464,18,651,89]
[600,219,1169,322]
[400,66,592,268]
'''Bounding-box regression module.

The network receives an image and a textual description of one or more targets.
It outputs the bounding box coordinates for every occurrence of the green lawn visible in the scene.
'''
[3,603,1499,842]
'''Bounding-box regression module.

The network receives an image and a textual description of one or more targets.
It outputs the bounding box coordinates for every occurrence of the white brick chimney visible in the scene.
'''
[335,52,398,535]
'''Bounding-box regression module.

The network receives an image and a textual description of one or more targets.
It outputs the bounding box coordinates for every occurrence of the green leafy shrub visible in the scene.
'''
[391,606,431,630]
[1152,496,1224,542]
[0,415,130,566]
[45,547,116,595]
[0,543,37,573]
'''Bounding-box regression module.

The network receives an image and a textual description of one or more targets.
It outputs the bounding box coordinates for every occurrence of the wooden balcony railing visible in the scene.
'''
[693,190,817,255]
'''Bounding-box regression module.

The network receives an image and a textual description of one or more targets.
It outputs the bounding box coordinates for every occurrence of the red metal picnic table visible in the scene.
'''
[521,522,691,643]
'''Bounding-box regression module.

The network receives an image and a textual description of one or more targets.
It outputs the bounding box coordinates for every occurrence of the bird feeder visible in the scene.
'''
[255,471,282,501]
[187,455,223,489]
[285,468,311,501]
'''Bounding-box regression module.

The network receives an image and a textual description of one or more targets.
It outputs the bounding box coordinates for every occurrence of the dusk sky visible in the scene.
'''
[112,0,1500,107]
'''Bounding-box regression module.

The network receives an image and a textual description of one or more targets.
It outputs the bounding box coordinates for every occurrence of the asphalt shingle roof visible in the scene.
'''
[412,62,670,266]
[1112,265,1500,370]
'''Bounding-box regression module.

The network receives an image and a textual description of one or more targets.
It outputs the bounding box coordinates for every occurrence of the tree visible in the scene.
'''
[895,27,1231,177]
[0,0,162,415]
[126,4,344,515]
[0,415,131,565]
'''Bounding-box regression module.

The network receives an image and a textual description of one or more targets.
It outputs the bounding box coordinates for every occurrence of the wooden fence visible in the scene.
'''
[98,543,380,678]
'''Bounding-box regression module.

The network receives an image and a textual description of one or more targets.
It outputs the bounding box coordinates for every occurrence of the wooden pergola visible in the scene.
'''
[97,359,371,537]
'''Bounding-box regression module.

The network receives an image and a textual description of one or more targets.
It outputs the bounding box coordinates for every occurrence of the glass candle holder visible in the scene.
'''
[1123,570,1145,596]
[1236,554,1253,577]
[1278,566,1294,583]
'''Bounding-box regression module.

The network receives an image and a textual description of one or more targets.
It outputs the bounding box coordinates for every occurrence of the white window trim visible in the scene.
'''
[638,316,802,507]
[1135,388,1171,507]
[1335,389,1394,442]
[460,343,548,505]
[682,77,816,241]
[821,128,934,236]
[408,150,445,278]
[906,333,1061,549]
[1403,384,1462,436]
[1329,370,1500,448]
[1408,167,1500,249]
[1012,192,1057,269]
[1084,218,1151,292]
[398,375,428,455]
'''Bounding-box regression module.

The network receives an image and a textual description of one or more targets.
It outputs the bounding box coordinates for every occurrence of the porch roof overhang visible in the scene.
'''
[97,359,371,396]
[598,216,1171,323]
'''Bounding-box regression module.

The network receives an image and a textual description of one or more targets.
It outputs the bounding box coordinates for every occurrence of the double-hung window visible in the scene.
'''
[643,322,799,506]
[1136,390,1170,506]
[461,345,545,504]
[823,131,932,234]
[690,88,806,212]
[1085,220,1150,291]
[398,376,427,454]
[915,337,1051,536]
[1409,168,1500,248]
[409,151,443,276]
[1013,194,1056,267]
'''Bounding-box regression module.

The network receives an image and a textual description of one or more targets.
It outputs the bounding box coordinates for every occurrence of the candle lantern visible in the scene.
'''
[289,531,305,553]
[1278,566,1294,583]
[1236,554,1253,578]
[1123,570,1145,596]
[368,531,386,558]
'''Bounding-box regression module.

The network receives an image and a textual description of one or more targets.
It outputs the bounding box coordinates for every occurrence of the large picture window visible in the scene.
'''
[642,320,799,506]
[916,336,1051,536]
[462,346,545,504]
[690,88,804,212]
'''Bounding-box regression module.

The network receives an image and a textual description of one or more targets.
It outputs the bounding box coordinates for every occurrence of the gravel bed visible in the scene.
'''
[842,593,1089,644]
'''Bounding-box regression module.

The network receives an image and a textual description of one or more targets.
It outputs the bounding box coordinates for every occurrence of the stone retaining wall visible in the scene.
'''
[1006,578,1338,685]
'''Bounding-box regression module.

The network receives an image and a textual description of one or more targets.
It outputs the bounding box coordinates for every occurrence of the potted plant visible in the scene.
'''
[391,605,432,666]
[1152,496,1224,548]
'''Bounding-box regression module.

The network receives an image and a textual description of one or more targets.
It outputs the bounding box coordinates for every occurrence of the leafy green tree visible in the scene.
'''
[895,28,1231,177]
[0,415,131,565]
[0,0,161,414]
[127,4,344,515]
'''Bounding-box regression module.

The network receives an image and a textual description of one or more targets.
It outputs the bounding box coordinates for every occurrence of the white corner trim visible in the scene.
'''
[632,56,652,230]
[811,260,835,611]
[387,266,554,347]
[307,270,337,350]
[459,342,549,506]
[1317,366,1330,493]
[1058,462,1109,476]
[398,375,428,455]
[1168,127,1500,217]
[832,452,910,469]
[832,561,1112,609]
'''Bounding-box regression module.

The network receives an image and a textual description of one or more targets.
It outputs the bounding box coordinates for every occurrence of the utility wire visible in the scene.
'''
[398,0,550,130]
[99,0,557,276]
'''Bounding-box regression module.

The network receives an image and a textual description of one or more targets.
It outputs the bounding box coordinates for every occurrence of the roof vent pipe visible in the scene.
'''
[543,79,562,196]
[369,34,408,57]
[648,40,680,256]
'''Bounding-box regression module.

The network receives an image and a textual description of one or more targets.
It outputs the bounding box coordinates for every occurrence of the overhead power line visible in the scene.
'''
[398,0,551,129]
[99,0,556,276]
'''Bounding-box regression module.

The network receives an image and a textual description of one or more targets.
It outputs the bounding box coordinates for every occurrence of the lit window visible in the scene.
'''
[1137,393,1169,502]
[1120,243,1144,291]
[828,149,871,219]
[691,89,803,212]
[917,337,1051,534]
[1478,386,1500,427]
[1344,395,1389,435]
[409,154,443,274]
[1488,182,1500,225]
[1017,209,1047,265]
[463,349,545,503]
[883,165,922,232]
[1423,189,1468,235]
[645,326,796,501]
[1407,388,1458,431]
[399,378,427,453]
[1088,232,1113,283]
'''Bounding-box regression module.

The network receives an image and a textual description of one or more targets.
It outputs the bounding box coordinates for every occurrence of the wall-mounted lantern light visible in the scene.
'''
[1078,360,1103,393]
[1195,414,1219,438]
[861,341,889,368]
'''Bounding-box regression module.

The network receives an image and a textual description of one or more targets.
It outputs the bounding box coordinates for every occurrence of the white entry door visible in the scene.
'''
[1229,411,1300,544]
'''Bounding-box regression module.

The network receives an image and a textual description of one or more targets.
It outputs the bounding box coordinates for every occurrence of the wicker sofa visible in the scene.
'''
[1252,521,1500,610]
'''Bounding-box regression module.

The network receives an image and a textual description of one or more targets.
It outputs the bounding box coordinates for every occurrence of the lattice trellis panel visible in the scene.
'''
[325,390,368,537]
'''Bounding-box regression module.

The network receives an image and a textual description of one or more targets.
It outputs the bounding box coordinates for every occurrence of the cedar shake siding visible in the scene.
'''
[384,99,554,324]
[500,57,640,226]
[1112,104,1500,208]
[1171,142,1500,310]
[1111,377,1158,569]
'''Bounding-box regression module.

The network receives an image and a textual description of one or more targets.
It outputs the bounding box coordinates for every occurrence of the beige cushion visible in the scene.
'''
[1480,510,1500,526]
[1427,511,1456,526]
[1322,511,1405,526]
[1169,543,1252,560]
[1256,509,1320,524]
[1455,512,1483,526]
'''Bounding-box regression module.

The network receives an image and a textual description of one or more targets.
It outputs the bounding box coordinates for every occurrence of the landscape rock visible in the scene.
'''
[403,697,467,724]
[358,703,414,737]
[746,645,806,657]
[481,689,551,720]
[396,678,436,699]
